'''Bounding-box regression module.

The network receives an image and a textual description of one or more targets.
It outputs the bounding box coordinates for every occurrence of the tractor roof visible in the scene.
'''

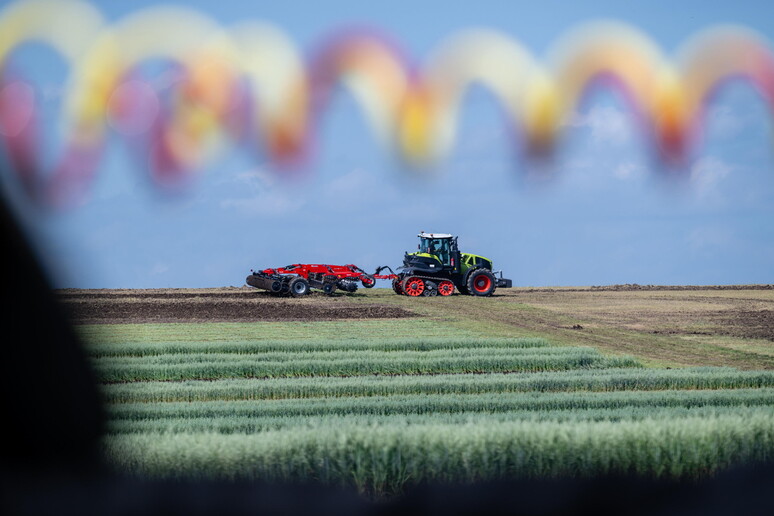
[418,232,453,239]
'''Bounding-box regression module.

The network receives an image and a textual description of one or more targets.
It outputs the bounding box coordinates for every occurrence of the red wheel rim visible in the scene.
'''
[438,280,454,296]
[403,277,425,296]
[473,275,492,293]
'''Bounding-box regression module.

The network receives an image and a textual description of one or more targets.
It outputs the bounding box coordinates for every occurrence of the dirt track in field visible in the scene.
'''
[418,285,774,369]
[58,288,417,324]
[521,284,774,293]
[487,289,774,342]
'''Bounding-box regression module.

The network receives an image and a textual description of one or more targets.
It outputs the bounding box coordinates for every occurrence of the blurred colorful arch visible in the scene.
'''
[1,0,773,207]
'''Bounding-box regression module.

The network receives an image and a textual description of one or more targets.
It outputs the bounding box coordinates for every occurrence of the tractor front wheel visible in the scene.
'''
[467,269,496,296]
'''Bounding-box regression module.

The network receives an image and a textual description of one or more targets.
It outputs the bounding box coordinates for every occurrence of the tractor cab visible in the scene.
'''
[402,231,462,274]
[418,232,455,267]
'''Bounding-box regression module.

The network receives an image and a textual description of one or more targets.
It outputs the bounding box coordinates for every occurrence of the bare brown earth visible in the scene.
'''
[59,284,774,369]
[58,288,416,323]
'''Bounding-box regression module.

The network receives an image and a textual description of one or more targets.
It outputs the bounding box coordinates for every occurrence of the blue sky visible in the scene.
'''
[2,0,773,288]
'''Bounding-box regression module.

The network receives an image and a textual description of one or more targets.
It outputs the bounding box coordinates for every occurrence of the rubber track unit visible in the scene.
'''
[394,274,456,297]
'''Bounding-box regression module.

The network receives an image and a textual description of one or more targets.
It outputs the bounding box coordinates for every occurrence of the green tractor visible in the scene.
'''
[388,232,512,297]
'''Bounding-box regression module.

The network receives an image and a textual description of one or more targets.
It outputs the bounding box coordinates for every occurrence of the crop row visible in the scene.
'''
[95,353,638,382]
[103,413,774,491]
[92,346,592,368]
[77,319,473,345]
[86,337,550,357]
[102,367,774,403]
[107,388,774,420]
[106,405,774,435]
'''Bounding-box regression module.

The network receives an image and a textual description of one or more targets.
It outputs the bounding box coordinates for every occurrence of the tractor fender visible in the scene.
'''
[463,266,483,285]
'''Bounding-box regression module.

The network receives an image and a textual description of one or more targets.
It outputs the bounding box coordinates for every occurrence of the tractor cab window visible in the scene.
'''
[421,238,451,265]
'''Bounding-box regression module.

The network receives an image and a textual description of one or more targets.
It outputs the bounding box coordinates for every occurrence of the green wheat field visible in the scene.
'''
[78,317,774,496]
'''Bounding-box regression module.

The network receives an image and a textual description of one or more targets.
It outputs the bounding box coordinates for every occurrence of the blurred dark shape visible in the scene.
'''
[0,196,104,473]
[1,189,773,515]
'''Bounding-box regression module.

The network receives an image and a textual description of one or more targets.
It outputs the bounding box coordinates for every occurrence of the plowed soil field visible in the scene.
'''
[59,288,416,324]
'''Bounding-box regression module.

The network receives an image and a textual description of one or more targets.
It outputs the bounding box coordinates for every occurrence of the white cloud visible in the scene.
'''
[150,262,169,275]
[320,168,400,211]
[687,226,733,250]
[613,161,646,181]
[565,105,636,146]
[704,104,744,139]
[220,192,305,216]
[689,156,732,201]
[214,167,277,188]
[217,166,306,216]
[323,168,373,197]
[554,153,647,188]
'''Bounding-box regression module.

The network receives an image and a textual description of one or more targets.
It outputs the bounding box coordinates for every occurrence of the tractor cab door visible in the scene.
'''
[449,237,462,274]
[420,238,453,267]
